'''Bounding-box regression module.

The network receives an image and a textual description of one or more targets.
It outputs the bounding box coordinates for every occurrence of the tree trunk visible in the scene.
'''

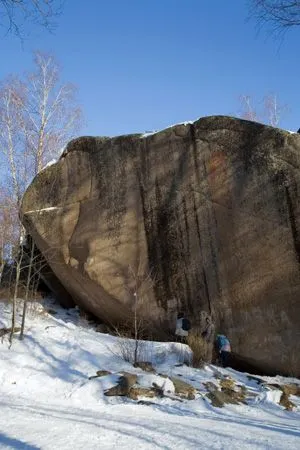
[9,256,21,345]
[20,241,35,339]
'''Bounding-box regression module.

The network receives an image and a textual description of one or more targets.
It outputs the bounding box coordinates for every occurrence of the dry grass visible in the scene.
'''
[187,332,211,368]
[0,285,44,302]
[284,351,300,378]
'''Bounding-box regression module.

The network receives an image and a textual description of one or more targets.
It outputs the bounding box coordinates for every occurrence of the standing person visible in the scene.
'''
[201,317,215,343]
[216,334,231,367]
[175,312,191,343]
[201,316,215,363]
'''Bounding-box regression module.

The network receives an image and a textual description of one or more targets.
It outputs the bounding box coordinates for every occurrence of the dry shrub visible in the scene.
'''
[0,287,12,301]
[108,322,155,365]
[115,338,149,364]
[187,332,211,368]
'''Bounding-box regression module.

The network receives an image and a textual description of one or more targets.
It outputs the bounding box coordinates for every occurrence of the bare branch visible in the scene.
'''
[0,0,64,39]
[249,0,300,35]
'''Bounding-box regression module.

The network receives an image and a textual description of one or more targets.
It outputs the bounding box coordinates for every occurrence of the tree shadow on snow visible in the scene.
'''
[3,400,299,449]
[23,335,86,382]
[0,432,39,450]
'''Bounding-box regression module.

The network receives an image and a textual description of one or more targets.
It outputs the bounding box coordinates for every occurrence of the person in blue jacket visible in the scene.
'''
[216,334,231,367]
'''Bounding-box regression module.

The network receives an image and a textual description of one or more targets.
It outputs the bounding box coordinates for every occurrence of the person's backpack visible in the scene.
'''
[216,334,229,351]
[181,318,191,331]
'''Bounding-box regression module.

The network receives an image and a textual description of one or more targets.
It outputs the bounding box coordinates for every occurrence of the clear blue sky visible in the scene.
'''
[1,0,299,136]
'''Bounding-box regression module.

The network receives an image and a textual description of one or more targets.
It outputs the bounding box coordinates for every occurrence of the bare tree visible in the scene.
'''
[21,51,82,173]
[20,241,54,339]
[0,0,63,38]
[111,263,155,365]
[249,1,300,34]
[19,239,35,339]
[237,93,289,127]
[238,95,260,122]
[0,51,82,208]
[0,81,28,335]
[263,93,289,126]
[0,190,15,283]
[9,238,23,344]
[127,264,154,364]
[0,51,83,340]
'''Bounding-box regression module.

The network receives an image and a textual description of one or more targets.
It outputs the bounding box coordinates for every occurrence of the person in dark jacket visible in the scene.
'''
[175,312,191,343]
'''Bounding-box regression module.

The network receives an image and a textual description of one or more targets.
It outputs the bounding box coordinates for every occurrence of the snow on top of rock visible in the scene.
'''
[100,374,123,392]
[39,158,58,172]
[141,120,194,138]
[137,373,175,394]
[286,130,300,134]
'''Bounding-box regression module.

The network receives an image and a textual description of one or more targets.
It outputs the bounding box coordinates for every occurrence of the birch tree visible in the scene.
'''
[21,51,82,173]
[263,93,289,127]
[0,51,82,339]
[237,93,289,127]
[238,95,260,122]
[0,190,14,283]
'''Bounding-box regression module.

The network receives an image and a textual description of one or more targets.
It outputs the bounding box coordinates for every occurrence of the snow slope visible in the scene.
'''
[0,299,299,450]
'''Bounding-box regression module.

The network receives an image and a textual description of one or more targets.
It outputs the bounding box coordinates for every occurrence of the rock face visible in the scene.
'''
[21,116,300,376]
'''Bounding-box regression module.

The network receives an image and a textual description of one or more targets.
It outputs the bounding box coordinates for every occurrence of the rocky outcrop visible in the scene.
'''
[204,381,246,407]
[21,116,300,376]
[169,377,196,400]
[104,373,137,396]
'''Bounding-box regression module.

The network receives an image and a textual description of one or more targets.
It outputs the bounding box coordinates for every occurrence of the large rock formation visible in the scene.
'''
[21,116,300,375]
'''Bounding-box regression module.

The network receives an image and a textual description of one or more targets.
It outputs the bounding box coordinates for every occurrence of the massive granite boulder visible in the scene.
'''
[21,116,300,375]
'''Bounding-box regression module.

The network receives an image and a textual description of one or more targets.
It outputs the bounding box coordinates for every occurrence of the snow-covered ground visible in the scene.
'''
[0,299,299,450]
